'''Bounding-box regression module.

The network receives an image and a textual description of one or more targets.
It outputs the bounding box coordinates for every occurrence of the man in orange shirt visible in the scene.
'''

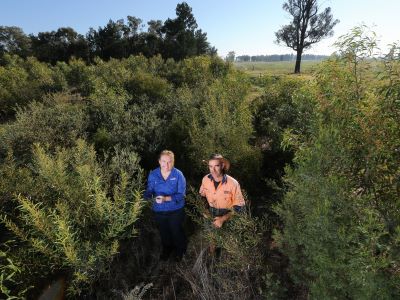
[199,154,245,228]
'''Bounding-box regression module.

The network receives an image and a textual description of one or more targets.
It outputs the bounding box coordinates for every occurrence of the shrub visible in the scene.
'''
[0,55,64,119]
[0,243,29,300]
[0,93,88,163]
[276,27,400,298]
[251,75,317,212]
[1,139,144,296]
[187,72,261,186]
[183,189,269,299]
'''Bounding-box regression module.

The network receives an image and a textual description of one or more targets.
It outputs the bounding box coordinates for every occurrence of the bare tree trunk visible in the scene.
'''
[294,48,303,73]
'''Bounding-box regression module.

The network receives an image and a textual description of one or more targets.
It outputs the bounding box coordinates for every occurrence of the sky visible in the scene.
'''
[1,0,399,58]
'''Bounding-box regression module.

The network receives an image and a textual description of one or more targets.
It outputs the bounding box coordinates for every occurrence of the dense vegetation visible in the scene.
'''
[277,29,400,299]
[0,23,399,299]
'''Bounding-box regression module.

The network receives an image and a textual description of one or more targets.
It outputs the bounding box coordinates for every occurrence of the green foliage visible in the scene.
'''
[0,244,30,300]
[188,189,265,269]
[161,2,213,60]
[0,93,88,162]
[277,27,400,298]
[1,140,144,296]
[30,27,89,64]
[0,51,272,297]
[0,50,244,172]
[64,58,95,96]
[332,25,379,100]
[4,23,398,299]
[0,26,31,59]
[0,55,66,118]
[250,75,316,216]
[253,75,316,152]
[184,189,270,299]
[86,82,167,163]
[187,70,261,184]
[261,270,287,300]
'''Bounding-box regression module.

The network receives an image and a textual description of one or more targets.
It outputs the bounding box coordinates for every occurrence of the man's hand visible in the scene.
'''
[212,216,224,228]
[213,216,227,228]
[212,212,232,228]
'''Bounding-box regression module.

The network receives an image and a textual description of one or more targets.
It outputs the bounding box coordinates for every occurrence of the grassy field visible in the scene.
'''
[234,60,323,76]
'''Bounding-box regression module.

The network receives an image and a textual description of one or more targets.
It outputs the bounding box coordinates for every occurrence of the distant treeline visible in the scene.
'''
[0,2,216,64]
[236,53,328,62]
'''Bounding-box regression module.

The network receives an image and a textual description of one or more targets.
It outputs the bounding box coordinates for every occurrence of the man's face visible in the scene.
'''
[208,159,223,178]
[159,154,173,172]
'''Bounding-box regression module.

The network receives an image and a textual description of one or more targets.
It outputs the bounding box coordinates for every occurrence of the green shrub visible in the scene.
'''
[184,189,269,299]
[64,58,95,96]
[1,139,144,296]
[277,27,400,299]
[0,93,88,163]
[251,75,317,213]
[0,244,30,300]
[187,72,261,185]
[0,55,66,118]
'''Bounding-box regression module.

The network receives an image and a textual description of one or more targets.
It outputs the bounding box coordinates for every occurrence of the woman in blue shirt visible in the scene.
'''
[144,150,187,261]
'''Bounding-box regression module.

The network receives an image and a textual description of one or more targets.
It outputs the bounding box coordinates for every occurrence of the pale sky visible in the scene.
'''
[1,0,399,57]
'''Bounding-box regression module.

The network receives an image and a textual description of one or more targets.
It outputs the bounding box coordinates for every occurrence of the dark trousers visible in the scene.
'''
[154,208,187,257]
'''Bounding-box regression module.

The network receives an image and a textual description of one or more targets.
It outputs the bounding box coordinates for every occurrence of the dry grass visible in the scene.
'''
[176,230,265,300]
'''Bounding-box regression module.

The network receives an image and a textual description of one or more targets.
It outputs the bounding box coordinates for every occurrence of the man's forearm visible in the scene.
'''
[220,212,232,223]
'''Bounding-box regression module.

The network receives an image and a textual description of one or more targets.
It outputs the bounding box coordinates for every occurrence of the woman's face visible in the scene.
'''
[159,154,173,172]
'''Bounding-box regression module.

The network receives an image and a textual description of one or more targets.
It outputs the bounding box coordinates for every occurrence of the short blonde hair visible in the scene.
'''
[159,150,175,164]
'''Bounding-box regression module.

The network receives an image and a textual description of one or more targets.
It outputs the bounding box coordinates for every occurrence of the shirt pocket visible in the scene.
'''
[153,180,164,193]
[168,177,178,190]
[223,190,233,205]
[202,188,214,203]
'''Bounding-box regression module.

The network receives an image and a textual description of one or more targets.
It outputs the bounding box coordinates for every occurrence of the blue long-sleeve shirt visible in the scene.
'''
[144,167,186,212]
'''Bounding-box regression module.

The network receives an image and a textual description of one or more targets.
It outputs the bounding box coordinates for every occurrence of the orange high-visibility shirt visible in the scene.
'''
[199,174,245,209]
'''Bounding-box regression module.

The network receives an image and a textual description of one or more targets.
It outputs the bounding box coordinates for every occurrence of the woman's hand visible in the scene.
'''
[156,195,172,203]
